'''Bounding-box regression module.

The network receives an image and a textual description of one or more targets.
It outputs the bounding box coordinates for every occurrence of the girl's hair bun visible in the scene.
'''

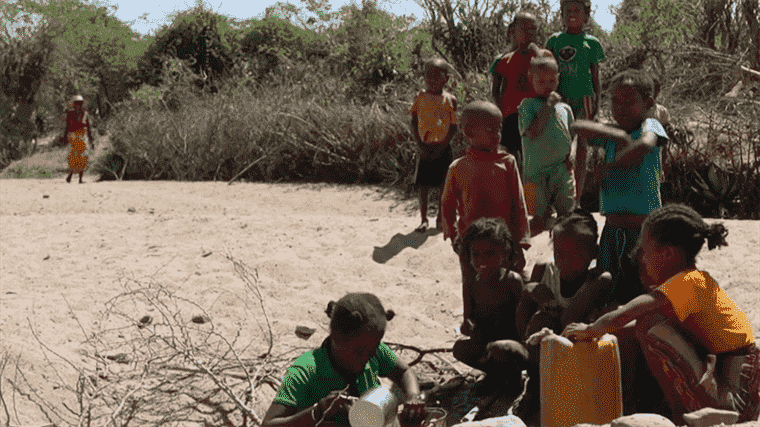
[325,301,336,318]
[385,309,396,321]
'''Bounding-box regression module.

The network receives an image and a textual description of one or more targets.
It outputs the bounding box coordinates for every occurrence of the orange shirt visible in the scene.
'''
[656,269,754,354]
[441,148,531,248]
[410,91,458,144]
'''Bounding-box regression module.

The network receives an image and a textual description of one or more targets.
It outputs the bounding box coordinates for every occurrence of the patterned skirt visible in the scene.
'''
[67,129,89,173]
[637,319,760,422]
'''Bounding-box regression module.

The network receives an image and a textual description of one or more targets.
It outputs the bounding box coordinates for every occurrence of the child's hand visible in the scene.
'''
[527,42,541,55]
[399,397,426,426]
[316,390,354,420]
[547,91,562,107]
[562,322,599,341]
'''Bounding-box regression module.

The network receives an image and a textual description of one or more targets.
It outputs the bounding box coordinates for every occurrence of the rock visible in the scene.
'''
[191,315,211,324]
[295,325,316,340]
[611,414,676,427]
[452,415,526,427]
[43,194,49,198]
[137,315,152,328]
[573,424,610,427]
[683,407,739,427]
[127,207,136,213]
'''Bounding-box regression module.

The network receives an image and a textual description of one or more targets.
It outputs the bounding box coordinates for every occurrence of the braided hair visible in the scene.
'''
[460,217,517,271]
[642,204,728,265]
[325,293,395,338]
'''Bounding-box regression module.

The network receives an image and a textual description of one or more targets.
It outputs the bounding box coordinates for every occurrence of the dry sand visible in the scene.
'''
[1,180,758,425]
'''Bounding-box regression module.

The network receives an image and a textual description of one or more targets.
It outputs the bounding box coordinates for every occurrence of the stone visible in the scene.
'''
[572,424,610,427]
[452,415,526,427]
[683,407,739,427]
[611,414,676,427]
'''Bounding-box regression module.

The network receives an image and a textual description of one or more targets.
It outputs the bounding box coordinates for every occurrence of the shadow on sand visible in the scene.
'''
[372,227,441,264]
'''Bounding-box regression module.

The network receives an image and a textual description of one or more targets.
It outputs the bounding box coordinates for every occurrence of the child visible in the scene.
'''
[571,69,668,305]
[441,101,531,275]
[410,58,459,232]
[564,204,760,424]
[490,11,540,171]
[518,49,586,234]
[262,293,426,427]
[546,0,606,122]
[516,209,612,341]
[65,95,94,184]
[453,217,528,393]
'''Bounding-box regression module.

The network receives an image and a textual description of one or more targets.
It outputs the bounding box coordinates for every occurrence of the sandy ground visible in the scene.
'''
[1,179,759,425]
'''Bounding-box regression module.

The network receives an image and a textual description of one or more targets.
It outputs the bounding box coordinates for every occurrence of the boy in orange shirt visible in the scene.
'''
[441,101,531,277]
[410,58,458,232]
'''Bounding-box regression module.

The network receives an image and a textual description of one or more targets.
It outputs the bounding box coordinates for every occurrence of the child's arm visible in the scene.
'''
[560,270,612,329]
[410,112,422,145]
[441,99,459,146]
[591,63,601,118]
[572,133,588,201]
[440,170,457,242]
[610,130,658,169]
[491,74,504,112]
[563,291,670,340]
[522,92,562,140]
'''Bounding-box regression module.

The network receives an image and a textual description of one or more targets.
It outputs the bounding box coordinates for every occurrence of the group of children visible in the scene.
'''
[407,0,759,424]
[262,0,757,425]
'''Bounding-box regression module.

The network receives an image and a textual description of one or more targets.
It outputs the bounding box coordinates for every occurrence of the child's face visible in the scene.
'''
[553,233,595,281]
[637,230,669,287]
[463,114,501,150]
[470,239,507,280]
[512,18,538,48]
[562,2,588,33]
[530,66,559,97]
[612,84,652,133]
[331,329,383,377]
[425,66,449,93]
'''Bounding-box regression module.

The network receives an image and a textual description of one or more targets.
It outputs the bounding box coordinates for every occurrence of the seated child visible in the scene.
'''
[519,49,585,234]
[453,217,529,392]
[516,209,612,341]
[441,101,531,275]
[564,204,760,424]
[571,69,668,306]
[262,293,426,427]
[410,58,458,232]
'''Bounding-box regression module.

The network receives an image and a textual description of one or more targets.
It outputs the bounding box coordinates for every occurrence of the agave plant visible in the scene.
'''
[692,163,741,218]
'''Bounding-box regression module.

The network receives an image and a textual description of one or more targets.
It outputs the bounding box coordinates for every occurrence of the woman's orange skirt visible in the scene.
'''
[67,129,89,173]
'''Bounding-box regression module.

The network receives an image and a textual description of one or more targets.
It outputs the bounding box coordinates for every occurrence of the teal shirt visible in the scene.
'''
[546,32,606,100]
[589,119,668,215]
[273,340,399,422]
[518,98,574,179]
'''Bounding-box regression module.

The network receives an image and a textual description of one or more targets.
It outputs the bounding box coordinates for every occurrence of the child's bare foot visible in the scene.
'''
[415,220,429,233]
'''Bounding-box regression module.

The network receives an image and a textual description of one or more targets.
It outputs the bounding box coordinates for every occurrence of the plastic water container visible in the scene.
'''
[540,332,622,427]
[349,385,401,427]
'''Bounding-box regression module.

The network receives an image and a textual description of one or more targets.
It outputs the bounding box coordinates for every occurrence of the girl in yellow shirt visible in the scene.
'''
[564,204,758,424]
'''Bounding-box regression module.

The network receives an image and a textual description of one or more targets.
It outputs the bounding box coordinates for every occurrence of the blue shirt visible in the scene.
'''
[589,119,668,215]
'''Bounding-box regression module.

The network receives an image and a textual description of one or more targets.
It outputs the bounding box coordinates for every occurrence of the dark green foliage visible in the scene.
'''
[138,5,234,88]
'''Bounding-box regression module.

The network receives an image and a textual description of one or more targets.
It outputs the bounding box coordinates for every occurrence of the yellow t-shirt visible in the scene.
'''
[656,269,754,354]
[410,91,458,144]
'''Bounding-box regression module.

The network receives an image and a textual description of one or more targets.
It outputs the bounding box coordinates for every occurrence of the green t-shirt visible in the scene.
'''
[518,98,574,179]
[546,32,606,100]
[273,339,399,421]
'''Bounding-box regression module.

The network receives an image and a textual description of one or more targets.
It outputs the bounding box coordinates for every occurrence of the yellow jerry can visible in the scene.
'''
[540,333,623,427]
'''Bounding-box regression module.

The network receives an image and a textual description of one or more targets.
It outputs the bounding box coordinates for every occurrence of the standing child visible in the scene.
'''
[410,58,459,232]
[518,49,586,234]
[441,101,531,276]
[565,204,759,424]
[453,217,529,393]
[546,0,606,122]
[490,11,540,172]
[571,69,668,305]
